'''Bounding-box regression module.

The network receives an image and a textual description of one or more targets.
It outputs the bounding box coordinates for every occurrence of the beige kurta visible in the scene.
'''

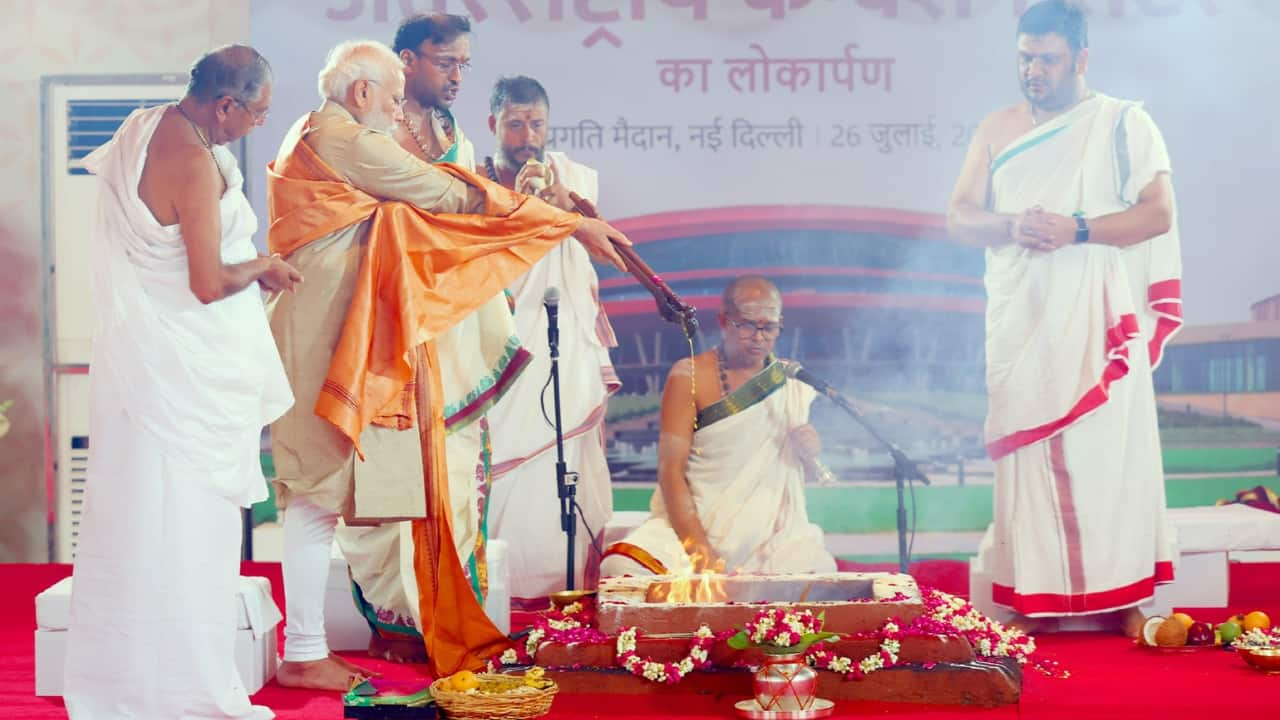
[267,101,490,524]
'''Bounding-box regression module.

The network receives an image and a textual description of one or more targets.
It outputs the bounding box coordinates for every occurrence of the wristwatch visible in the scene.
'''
[1074,213,1090,244]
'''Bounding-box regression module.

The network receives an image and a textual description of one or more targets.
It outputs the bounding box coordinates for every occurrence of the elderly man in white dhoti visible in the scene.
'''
[600,277,836,577]
[63,46,299,719]
[482,75,622,605]
[947,0,1182,636]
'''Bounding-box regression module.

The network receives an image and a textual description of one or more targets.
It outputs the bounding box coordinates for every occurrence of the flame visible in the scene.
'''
[654,541,728,604]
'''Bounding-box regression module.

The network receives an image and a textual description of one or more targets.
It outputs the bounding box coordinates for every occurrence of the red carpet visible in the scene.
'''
[5,561,1278,719]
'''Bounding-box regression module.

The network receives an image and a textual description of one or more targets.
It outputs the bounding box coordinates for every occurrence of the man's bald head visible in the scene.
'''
[187,44,272,104]
[722,275,782,317]
[719,275,783,363]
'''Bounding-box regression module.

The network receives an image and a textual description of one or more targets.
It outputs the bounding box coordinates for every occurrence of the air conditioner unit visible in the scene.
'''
[51,372,89,564]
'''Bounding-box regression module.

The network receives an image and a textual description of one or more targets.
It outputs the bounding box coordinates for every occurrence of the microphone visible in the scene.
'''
[781,360,836,398]
[779,360,839,484]
[544,286,560,357]
[782,360,930,487]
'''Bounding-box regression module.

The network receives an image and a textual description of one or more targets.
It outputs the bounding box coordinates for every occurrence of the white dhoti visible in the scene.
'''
[336,416,493,634]
[487,152,620,602]
[65,105,292,718]
[982,94,1182,616]
[601,362,835,577]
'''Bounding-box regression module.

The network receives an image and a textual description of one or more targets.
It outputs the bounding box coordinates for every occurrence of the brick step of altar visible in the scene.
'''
[532,634,976,669]
[545,660,1021,706]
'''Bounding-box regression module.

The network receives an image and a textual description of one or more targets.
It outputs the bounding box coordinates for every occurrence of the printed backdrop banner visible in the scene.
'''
[248,0,1279,325]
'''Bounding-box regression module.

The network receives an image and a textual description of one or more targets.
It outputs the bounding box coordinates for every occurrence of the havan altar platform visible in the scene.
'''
[505,571,1027,707]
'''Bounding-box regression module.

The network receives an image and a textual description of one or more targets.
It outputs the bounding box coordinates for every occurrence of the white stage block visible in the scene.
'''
[324,541,372,652]
[969,505,1280,629]
[601,511,650,549]
[486,539,512,635]
[35,575,280,697]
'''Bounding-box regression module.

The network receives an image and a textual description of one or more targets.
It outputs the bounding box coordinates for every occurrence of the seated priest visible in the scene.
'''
[600,275,837,577]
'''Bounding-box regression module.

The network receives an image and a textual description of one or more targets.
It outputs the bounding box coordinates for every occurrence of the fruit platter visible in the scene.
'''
[1136,610,1271,651]
[428,667,558,719]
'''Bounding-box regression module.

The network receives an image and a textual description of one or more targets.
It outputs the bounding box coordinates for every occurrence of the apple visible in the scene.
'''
[1217,620,1243,645]
[1186,622,1214,646]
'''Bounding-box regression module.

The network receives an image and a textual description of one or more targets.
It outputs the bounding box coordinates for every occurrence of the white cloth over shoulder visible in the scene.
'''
[82,104,293,506]
[604,372,835,576]
[984,93,1181,458]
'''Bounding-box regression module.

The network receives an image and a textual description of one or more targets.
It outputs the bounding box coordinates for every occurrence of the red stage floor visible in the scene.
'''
[5,561,1278,719]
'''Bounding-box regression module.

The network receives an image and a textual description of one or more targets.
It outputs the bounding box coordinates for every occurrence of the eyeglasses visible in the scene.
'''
[727,318,783,339]
[412,50,471,75]
[230,97,269,121]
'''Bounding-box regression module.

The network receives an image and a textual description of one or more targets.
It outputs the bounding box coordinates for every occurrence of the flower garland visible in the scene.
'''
[615,624,722,684]
[807,621,901,679]
[488,599,730,684]
[1232,627,1280,650]
[487,601,611,671]
[804,588,1037,681]
[489,587,1043,684]
[745,607,824,650]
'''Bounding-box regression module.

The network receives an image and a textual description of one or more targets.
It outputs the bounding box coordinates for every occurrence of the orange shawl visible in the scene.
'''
[267,117,580,674]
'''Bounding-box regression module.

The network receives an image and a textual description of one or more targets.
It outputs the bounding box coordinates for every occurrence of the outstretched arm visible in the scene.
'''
[655,358,721,573]
[343,126,488,213]
[343,130,629,268]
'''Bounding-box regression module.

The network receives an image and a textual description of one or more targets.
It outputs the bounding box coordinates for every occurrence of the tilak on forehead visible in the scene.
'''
[733,299,782,318]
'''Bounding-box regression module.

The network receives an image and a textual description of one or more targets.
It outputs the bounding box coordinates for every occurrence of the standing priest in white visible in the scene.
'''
[947,0,1181,636]
[64,45,298,719]
[484,76,621,605]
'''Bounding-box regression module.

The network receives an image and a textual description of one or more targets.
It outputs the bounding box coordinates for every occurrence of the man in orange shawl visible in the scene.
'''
[265,40,628,689]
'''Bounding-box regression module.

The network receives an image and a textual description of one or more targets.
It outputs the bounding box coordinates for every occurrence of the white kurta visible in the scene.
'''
[64,105,293,719]
[982,94,1182,616]
[486,152,620,601]
[602,370,835,577]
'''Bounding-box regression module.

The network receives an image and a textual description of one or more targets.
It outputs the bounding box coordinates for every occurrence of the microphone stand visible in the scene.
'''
[546,299,578,591]
[813,386,929,574]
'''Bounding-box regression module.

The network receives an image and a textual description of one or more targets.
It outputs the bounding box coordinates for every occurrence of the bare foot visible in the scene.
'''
[1118,607,1146,639]
[277,656,368,691]
[330,652,379,677]
[369,633,429,664]
[1005,613,1053,636]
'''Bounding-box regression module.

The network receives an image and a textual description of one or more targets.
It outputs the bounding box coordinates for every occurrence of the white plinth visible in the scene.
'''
[969,504,1280,629]
[601,510,650,549]
[34,575,280,697]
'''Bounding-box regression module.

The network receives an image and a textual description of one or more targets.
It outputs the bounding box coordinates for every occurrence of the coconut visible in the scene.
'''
[1140,616,1165,646]
[1154,616,1189,647]
[521,159,553,194]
